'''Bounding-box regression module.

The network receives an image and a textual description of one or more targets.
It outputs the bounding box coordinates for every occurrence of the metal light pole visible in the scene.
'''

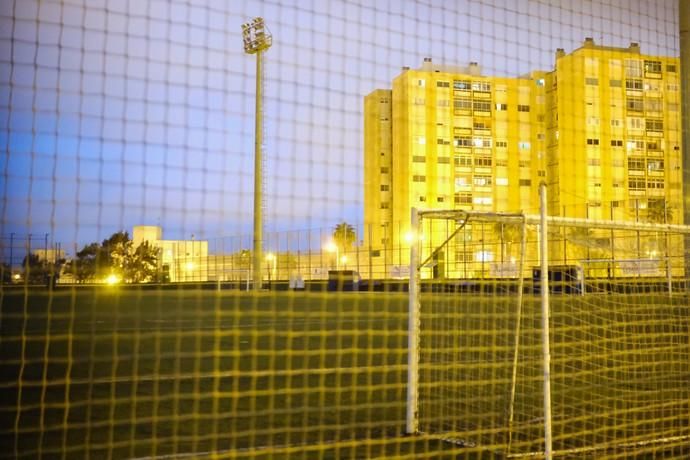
[242,17,272,290]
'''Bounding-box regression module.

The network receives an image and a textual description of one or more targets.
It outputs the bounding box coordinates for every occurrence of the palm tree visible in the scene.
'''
[332,222,357,251]
[646,199,672,223]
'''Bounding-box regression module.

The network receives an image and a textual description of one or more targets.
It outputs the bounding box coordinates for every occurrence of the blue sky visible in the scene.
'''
[0,0,679,255]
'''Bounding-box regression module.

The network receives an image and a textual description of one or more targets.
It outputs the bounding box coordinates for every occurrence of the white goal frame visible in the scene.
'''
[407,200,690,458]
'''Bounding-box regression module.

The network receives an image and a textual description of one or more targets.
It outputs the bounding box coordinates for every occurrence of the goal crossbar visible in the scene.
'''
[417,209,690,235]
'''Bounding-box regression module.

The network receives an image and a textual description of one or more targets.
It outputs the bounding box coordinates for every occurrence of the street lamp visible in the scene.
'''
[325,241,339,270]
[242,17,272,290]
[265,252,276,289]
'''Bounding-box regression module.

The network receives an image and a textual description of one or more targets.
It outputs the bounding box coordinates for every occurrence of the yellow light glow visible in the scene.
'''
[404,231,424,243]
[325,242,337,253]
[340,255,348,264]
[105,274,119,285]
[13,273,21,280]
[265,252,276,261]
[184,261,196,271]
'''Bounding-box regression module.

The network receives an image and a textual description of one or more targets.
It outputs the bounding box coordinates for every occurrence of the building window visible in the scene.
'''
[588,158,601,166]
[627,139,645,151]
[519,160,530,168]
[473,100,492,112]
[380,184,389,191]
[610,119,622,127]
[519,141,530,150]
[474,156,492,167]
[647,178,664,189]
[538,170,546,177]
[624,59,642,77]
[647,159,664,172]
[586,138,600,146]
[380,202,389,209]
[667,83,679,91]
[627,117,643,130]
[627,158,645,171]
[473,137,492,148]
[611,140,623,147]
[414,98,425,105]
[644,60,662,76]
[586,117,599,126]
[473,196,493,205]
[496,177,508,186]
[626,97,643,112]
[585,77,599,85]
[454,156,472,167]
[517,104,530,112]
[454,136,472,147]
[472,81,491,92]
[437,99,450,107]
[628,178,646,190]
[412,155,426,163]
[647,141,660,151]
[437,156,450,164]
[380,167,389,173]
[473,175,492,186]
[453,80,471,90]
[646,119,663,132]
[454,98,472,111]
[455,176,470,187]
[418,196,426,202]
[625,79,643,91]
[495,103,507,111]
[417,136,426,145]
[455,193,472,204]
[495,159,508,167]
[437,196,445,203]
[495,140,508,148]
[645,98,662,112]
[418,79,425,87]
[666,64,676,73]
[609,79,622,87]
[519,179,531,186]
[413,175,426,182]
[473,120,490,130]
[436,81,450,88]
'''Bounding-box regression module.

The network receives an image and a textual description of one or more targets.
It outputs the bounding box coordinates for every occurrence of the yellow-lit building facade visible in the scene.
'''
[364,40,683,278]
[546,39,682,223]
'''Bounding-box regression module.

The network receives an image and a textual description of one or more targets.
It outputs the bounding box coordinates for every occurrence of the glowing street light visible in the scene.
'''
[265,252,276,288]
[325,241,340,270]
[242,17,272,290]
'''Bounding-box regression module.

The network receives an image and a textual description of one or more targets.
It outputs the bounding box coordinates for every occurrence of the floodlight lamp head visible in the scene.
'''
[241,17,272,54]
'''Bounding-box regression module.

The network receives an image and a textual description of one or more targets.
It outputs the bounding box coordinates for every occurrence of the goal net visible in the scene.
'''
[408,208,690,457]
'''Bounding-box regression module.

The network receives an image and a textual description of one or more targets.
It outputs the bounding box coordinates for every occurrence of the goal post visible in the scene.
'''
[408,208,690,457]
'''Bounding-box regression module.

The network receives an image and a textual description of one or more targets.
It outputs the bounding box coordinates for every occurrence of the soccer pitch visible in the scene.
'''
[1,288,689,459]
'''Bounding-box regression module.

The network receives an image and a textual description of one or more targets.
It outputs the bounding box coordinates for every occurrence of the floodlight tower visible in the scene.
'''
[242,17,272,290]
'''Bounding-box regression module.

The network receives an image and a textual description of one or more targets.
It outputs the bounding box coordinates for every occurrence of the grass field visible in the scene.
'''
[1,287,689,459]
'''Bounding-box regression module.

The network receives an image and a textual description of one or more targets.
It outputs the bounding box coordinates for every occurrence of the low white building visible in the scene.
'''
[133,226,209,282]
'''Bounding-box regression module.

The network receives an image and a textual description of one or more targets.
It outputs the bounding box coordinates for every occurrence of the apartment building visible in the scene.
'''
[363,39,682,277]
[546,38,682,223]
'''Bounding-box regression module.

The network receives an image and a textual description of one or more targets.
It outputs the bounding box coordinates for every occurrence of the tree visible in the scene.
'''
[74,242,100,282]
[332,222,357,251]
[646,199,672,224]
[73,231,159,283]
[22,253,48,284]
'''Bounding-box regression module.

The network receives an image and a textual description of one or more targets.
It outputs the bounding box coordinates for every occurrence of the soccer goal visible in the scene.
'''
[407,204,690,458]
